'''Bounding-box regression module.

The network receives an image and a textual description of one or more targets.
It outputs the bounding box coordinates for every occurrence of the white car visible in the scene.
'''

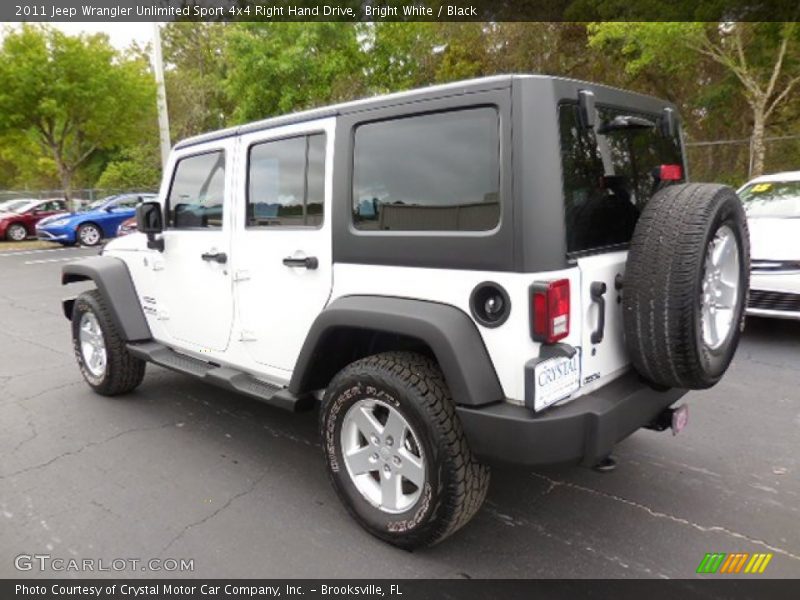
[739,171,800,319]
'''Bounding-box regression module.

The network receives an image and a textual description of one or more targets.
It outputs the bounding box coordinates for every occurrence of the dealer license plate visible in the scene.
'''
[533,351,581,412]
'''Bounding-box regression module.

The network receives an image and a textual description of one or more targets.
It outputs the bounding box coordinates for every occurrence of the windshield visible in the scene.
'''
[1,199,36,213]
[739,181,800,218]
[79,197,115,212]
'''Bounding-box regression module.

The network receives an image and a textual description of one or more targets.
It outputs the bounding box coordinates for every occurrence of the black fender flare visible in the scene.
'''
[62,256,151,342]
[289,296,504,407]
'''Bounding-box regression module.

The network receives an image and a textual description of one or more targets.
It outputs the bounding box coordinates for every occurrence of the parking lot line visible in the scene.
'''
[0,247,74,257]
[24,256,82,265]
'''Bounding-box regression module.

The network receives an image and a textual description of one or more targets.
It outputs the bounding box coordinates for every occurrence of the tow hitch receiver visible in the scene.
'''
[645,404,689,435]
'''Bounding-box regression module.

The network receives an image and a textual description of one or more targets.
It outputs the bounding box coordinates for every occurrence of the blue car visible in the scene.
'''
[36,193,156,246]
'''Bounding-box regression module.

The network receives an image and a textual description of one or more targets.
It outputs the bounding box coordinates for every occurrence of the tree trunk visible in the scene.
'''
[57,164,73,207]
[750,104,767,178]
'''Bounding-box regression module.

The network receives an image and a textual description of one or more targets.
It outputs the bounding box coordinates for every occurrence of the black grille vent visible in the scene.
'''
[748,290,800,312]
[751,260,800,272]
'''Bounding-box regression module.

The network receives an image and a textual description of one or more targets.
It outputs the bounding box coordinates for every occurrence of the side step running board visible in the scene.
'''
[127,341,313,412]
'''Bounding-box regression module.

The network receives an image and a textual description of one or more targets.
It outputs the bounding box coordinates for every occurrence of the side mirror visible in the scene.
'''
[136,201,164,251]
[578,89,596,130]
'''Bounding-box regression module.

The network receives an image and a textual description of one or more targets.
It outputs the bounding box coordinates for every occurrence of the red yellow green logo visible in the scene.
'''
[696,552,773,574]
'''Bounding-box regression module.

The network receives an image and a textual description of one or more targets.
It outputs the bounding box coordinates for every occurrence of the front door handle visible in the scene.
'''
[201,251,227,264]
[590,281,607,344]
[282,256,318,270]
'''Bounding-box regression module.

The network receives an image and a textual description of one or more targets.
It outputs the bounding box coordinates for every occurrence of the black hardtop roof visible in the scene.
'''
[174,74,672,151]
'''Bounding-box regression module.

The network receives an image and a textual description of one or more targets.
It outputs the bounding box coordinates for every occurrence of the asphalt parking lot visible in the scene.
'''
[0,245,798,579]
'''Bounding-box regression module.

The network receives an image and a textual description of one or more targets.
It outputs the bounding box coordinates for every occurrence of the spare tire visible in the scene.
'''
[623,183,749,390]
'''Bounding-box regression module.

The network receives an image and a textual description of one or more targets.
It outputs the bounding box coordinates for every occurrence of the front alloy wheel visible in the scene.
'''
[71,290,145,396]
[79,311,107,378]
[78,223,102,246]
[6,223,27,241]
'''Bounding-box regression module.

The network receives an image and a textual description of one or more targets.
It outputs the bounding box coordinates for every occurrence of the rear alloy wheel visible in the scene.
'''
[623,183,750,390]
[6,223,27,241]
[321,352,490,549]
[78,223,102,246]
[341,398,427,514]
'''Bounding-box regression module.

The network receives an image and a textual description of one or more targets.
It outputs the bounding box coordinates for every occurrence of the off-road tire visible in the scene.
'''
[623,183,749,389]
[320,351,490,549]
[71,289,146,395]
[6,223,27,241]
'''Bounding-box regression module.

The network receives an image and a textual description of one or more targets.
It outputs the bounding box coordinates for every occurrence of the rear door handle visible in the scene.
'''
[201,251,227,264]
[590,281,607,344]
[282,256,318,270]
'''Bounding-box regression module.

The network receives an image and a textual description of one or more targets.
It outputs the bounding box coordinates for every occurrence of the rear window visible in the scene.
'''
[352,107,500,232]
[559,103,684,254]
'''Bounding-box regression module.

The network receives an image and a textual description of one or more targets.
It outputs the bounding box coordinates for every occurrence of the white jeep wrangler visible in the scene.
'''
[62,75,749,549]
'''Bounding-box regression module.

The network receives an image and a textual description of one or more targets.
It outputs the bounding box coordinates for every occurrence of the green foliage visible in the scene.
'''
[224,22,365,122]
[96,144,161,190]
[0,25,156,195]
[162,23,234,139]
[1,21,799,190]
[0,130,59,188]
[587,22,703,76]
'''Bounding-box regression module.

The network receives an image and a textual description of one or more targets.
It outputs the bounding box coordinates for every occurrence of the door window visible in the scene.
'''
[246,133,326,228]
[40,201,65,212]
[352,107,500,231]
[167,151,226,229]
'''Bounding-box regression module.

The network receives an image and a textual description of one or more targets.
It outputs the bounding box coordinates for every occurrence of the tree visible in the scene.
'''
[0,25,156,199]
[589,22,800,177]
[95,143,161,190]
[224,22,365,123]
[162,23,234,139]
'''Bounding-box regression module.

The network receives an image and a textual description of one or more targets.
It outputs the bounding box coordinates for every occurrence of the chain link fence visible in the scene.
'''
[0,188,158,212]
[685,134,800,187]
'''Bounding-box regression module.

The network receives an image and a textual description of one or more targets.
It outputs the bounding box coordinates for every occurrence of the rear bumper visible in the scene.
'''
[456,371,686,467]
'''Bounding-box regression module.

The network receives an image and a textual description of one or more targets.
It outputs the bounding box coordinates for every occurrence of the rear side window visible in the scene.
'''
[559,103,683,254]
[168,151,226,229]
[353,107,500,232]
[247,133,326,227]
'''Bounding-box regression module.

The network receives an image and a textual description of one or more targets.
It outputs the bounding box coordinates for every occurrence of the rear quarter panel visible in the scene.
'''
[329,264,582,403]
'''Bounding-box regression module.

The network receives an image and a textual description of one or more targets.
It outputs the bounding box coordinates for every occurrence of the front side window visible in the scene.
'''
[560,103,684,254]
[353,107,500,232]
[247,133,326,227]
[168,151,226,229]
[45,200,66,211]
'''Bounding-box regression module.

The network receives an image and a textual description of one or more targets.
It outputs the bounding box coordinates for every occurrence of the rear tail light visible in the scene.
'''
[530,279,570,344]
[658,164,683,181]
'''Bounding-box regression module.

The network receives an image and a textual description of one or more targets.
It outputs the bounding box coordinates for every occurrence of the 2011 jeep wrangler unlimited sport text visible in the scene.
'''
[62,75,750,548]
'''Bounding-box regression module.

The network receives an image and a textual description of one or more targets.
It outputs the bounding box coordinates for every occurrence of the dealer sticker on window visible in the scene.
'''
[533,350,581,412]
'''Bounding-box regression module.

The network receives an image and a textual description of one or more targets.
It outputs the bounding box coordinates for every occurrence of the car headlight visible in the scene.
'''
[46,219,71,227]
